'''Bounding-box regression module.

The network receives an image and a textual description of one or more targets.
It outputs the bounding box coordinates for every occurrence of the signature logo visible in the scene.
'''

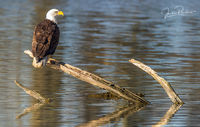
[161,6,197,19]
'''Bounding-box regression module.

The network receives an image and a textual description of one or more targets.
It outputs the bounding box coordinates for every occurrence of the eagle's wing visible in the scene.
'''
[32,20,59,61]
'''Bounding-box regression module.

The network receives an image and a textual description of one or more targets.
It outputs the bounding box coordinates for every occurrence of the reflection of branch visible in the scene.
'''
[14,81,51,119]
[16,102,45,119]
[77,104,145,127]
[24,50,148,104]
[129,59,183,104]
[152,104,183,127]
[14,80,49,103]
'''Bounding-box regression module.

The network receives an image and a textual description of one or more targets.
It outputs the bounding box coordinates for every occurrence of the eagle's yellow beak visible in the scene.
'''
[58,11,64,16]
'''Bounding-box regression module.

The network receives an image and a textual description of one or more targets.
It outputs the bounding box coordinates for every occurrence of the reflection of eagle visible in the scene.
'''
[32,9,64,68]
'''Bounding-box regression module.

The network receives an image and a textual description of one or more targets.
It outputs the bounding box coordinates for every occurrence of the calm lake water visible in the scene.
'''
[0,0,200,126]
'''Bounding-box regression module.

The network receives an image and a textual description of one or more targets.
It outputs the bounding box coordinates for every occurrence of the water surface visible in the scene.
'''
[0,0,200,126]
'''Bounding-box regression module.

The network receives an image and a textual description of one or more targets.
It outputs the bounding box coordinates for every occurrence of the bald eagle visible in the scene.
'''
[32,9,64,68]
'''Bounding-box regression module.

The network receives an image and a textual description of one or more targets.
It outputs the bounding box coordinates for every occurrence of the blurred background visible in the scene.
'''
[0,0,200,126]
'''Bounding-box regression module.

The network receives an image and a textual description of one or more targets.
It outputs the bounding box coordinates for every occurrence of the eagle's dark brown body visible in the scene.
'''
[32,19,60,62]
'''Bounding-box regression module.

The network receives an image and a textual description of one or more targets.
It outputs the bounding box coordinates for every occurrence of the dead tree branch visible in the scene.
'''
[129,59,183,104]
[24,50,148,104]
[14,80,50,103]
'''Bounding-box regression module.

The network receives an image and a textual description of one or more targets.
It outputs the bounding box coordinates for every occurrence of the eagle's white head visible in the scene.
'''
[46,9,64,24]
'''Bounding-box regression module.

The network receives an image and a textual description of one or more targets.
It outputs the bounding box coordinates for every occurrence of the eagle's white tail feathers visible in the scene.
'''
[32,56,48,68]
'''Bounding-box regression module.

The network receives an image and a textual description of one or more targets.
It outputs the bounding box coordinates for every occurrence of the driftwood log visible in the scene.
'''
[24,50,183,104]
[129,59,183,104]
[24,50,149,104]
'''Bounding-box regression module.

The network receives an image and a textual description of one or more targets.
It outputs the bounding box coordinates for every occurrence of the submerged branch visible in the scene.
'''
[129,59,183,104]
[24,50,149,104]
[88,92,120,100]
[88,92,144,100]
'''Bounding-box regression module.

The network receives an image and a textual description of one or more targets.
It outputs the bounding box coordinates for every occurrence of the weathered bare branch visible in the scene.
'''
[129,59,183,104]
[24,50,148,104]
[14,80,49,103]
